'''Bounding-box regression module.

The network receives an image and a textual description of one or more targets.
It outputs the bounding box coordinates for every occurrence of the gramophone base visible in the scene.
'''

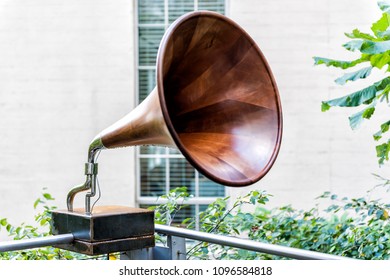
[50,205,155,256]
[53,234,155,256]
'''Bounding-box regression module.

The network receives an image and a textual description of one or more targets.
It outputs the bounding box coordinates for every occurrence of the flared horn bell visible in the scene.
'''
[94,11,282,187]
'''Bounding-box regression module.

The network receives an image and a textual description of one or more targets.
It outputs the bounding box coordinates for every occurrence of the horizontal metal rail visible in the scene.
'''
[155,224,350,260]
[0,233,74,253]
[0,226,350,260]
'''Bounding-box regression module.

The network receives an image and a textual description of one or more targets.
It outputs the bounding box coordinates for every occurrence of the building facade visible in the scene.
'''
[0,0,389,239]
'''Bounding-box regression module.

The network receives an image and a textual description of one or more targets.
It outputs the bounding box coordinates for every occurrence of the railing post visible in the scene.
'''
[120,248,153,260]
[167,235,186,260]
[121,234,186,260]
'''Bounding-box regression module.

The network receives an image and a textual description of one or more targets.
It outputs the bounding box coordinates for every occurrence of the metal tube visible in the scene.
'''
[155,224,350,260]
[66,138,103,214]
[66,179,90,212]
[0,233,74,253]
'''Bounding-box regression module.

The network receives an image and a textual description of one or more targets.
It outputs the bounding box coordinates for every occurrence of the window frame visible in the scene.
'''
[134,0,228,228]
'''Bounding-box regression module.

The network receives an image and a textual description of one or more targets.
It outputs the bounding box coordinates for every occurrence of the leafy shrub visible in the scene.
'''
[2,186,390,260]
[154,186,390,260]
[0,189,84,260]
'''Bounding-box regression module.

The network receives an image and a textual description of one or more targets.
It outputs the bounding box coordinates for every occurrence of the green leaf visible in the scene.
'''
[370,51,390,69]
[343,38,390,55]
[15,227,21,236]
[343,40,364,52]
[361,40,390,54]
[0,218,7,227]
[33,198,42,209]
[321,102,331,112]
[313,56,369,69]
[348,104,376,130]
[316,191,331,199]
[378,1,390,13]
[322,76,390,109]
[335,66,373,85]
[323,86,374,107]
[379,84,390,101]
[43,193,54,200]
[371,12,390,37]
[250,194,257,205]
[40,219,48,226]
[345,29,378,41]
[377,30,390,40]
[373,120,390,140]
[362,106,376,119]
[376,209,384,219]
[376,141,390,164]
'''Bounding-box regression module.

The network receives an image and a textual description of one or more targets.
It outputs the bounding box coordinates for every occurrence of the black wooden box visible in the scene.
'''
[51,205,155,255]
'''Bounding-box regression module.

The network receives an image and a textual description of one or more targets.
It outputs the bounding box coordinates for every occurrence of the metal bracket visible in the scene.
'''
[121,236,186,260]
[167,236,186,260]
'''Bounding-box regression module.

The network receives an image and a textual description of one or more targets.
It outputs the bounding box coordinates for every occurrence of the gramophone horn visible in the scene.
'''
[67,11,282,212]
[157,11,282,186]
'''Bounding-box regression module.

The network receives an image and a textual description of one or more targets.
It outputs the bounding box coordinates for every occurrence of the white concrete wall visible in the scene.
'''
[0,0,136,239]
[0,0,389,241]
[229,0,390,208]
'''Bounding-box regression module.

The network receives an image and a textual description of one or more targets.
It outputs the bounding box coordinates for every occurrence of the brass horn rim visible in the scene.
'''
[156,11,283,187]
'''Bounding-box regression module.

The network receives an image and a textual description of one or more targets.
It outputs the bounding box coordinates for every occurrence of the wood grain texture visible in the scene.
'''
[157,11,282,186]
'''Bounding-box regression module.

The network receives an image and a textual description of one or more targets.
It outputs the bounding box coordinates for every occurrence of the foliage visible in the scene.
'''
[0,189,85,260]
[148,186,193,244]
[3,186,390,260]
[1,186,390,260]
[153,186,390,260]
[313,0,390,165]
[149,186,193,226]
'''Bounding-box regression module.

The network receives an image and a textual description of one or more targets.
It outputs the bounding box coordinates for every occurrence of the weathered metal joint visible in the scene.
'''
[85,162,98,175]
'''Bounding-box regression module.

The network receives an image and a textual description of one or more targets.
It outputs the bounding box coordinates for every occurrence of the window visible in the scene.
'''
[136,0,227,228]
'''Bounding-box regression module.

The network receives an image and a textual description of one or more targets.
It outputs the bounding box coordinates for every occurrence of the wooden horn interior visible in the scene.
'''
[157,11,282,186]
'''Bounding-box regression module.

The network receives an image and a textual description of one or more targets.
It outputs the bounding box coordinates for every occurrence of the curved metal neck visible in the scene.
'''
[88,137,105,163]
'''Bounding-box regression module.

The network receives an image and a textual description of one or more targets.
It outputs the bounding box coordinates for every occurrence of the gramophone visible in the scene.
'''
[51,11,282,255]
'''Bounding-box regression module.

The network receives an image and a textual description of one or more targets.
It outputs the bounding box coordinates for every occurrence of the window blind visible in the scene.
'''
[137,0,226,226]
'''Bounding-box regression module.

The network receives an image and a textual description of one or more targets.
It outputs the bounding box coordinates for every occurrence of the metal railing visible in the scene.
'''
[0,225,349,260]
[154,224,349,260]
[0,233,74,253]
